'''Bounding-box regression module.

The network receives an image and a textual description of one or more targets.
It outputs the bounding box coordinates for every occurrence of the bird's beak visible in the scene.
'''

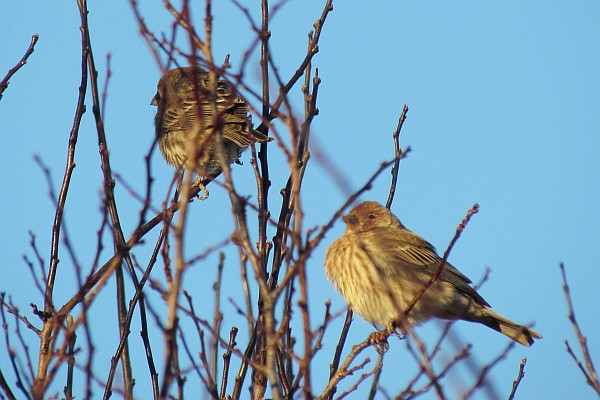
[150,94,159,106]
[343,214,358,227]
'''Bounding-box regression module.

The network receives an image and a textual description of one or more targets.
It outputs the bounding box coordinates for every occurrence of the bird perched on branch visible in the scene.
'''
[324,201,542,346]
[151,66,271,197]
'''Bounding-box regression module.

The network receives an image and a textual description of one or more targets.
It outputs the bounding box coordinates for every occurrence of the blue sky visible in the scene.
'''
[1,1,599,398]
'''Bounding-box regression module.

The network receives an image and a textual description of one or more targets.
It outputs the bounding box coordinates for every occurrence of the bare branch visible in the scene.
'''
[385,104,409,210]
[0,34,39,101]
[507,358,527,400]
[561,263,600,394]
[403,203,480,317]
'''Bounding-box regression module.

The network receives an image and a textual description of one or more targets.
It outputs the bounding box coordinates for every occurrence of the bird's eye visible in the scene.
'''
[368,214,376,220]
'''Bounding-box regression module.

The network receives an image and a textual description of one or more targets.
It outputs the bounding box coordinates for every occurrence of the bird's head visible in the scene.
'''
[343,201,403,233]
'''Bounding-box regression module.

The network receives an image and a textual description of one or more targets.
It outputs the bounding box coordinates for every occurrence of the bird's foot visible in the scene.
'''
[368,330,390,354]
[192,178,209,200]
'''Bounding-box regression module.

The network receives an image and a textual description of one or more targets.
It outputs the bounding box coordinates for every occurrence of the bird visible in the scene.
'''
[324,201,542,346]
[151,66,271,197]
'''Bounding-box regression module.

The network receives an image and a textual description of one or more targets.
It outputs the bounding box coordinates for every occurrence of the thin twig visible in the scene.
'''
[220,327,238,399]
[212,253,225,385]
[507,358,527,400]
[0,34,39,100]
[337,357,382,400]
[0,367,18,400]
[463,340,516,399]
[367,352,384,400]
[77,3,140,396]
[399,344,471,398]
[386,104,409,210]
[403,203,480,317]
[62,316,76,400]
[319,336,374,400]
[33,2,88,395]
[324,309,353,400]
[561,263,600,394]
[255,0,334,131]
[1,294,31,399]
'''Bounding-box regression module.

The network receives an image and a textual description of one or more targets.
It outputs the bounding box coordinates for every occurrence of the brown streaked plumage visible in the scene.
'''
[324,201,542,346]
[151,67,271,192]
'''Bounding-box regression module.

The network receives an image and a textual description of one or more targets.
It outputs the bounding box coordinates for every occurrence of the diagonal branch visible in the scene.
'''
[561,263,600,394]
[0,34,39,101]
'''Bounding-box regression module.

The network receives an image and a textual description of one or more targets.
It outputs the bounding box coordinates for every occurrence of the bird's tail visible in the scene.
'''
[469,308,542,347]
[250,128,273,143]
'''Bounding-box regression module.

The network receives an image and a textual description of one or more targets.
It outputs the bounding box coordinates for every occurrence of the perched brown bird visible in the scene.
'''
[324,201,541,346]
[151,67,271,195]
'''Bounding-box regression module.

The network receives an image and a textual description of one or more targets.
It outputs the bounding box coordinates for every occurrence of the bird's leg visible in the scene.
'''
[235,152,243,165]
[192,176,209,200]
[391,319,409,340]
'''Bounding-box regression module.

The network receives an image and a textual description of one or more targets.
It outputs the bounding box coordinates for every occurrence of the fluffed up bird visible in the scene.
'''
[324,201,542,346]
[151,67,271,197]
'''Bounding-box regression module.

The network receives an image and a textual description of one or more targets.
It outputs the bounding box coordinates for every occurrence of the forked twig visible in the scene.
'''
[561,263,600,394]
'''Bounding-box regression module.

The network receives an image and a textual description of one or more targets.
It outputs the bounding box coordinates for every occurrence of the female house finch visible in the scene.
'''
[151,67,271,194]
[324,201,541,346]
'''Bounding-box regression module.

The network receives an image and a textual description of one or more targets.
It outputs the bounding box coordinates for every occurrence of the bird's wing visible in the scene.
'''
[373,229,490,307]
[215,83,272,146]
[165,77,272,147]
[159,101,188,132]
